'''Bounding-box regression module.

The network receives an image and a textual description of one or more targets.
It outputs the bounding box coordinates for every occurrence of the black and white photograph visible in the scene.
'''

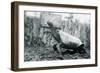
[24,11,91,61]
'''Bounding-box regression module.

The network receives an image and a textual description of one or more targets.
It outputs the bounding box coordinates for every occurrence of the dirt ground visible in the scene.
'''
[24,46,90,62]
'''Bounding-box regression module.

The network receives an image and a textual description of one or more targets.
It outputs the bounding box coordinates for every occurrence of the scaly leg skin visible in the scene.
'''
[56,43,64,60]
[56,43,61,54]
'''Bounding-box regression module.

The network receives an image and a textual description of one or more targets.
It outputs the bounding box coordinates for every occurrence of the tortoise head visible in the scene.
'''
[77,44,86,54]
